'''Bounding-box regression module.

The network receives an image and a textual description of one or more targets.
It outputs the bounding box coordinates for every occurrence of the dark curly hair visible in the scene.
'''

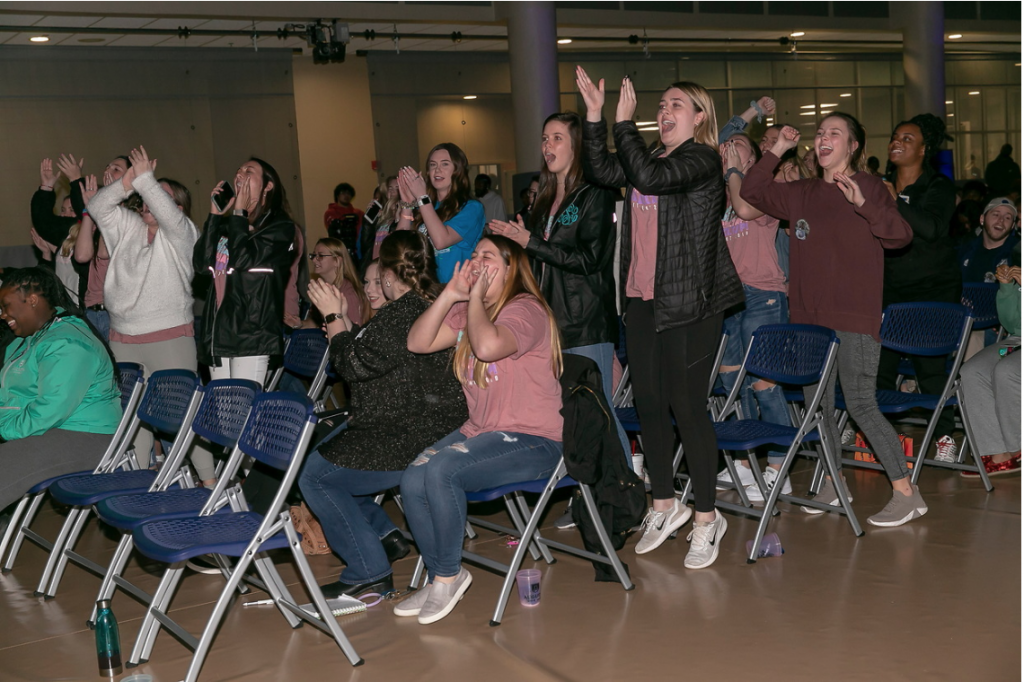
[377,230,439,302]
[890,113,952,169]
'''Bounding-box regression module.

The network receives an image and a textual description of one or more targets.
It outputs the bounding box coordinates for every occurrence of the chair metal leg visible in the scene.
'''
[130,563,186,665]
[251,553,302,629]
[513,492,556,564]
[90,534,136,626]
[35,507,87,596]
[409,555,427,591]
[44,507,96,597]
[957,386,994,492]
[502,496,542,562]
[0,494,33,570]
[578,483,633,590]
[909,399,944,486]
[820,431,863,537]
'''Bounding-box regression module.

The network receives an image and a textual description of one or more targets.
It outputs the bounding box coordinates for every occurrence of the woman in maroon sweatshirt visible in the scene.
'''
[741,113,925,528]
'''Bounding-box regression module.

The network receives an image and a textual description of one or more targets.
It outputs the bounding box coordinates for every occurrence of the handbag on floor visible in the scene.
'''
[290,502,332,555]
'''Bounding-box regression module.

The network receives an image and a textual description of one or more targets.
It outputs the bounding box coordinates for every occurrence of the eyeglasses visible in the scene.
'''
[308,253,335,261]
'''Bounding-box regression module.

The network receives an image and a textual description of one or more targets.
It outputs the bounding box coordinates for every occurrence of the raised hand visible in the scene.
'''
[56,154,84,182]
[834,171,865,207]
[575,66,606,123]
[995,264,1011,284]
[470,264,494,300]
[210,181,234,215]
[40,158,58,189]
[307,278,346,318]
[30,227,56,260]
[400,166,428,197]
[234,174,252,213]
[127,147,157,176]
[488,217,529,247]
[615,76,637,124]
[82,174,99,204]
[772,125,800,156]
[723,140,743,172]
[757,96,776,117]
[442,260,473,302]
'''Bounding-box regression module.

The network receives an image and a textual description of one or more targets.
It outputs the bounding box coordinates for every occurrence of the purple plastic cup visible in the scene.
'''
[516,569,542,606]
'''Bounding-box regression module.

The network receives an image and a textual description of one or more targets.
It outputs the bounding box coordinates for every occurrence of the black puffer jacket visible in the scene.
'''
[582,119,742,332]
[526,183,619,348]
[193,208,298,365]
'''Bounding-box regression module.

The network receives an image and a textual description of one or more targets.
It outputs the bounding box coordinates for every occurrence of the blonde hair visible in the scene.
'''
[314,238,369,320]
[452,235,562,389]
[60,220,80,258]
[380,175,400,225]
[666,81,719,149]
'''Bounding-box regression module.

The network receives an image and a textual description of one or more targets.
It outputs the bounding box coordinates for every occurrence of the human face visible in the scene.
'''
[982,206,1015,243]
[657,87,704,153]
[468,238,509,306]
[364,262,385,309]
[0,286,45,337]
[140,181,177,227]
[527,180,539,208]
[427,150,455,198]
[542,120,574,178]
[888,123,925,169]
[337,190,353,206]
[760,127,780,154]
[728,134,757,171]
[386,179,399,199]
[815,116,857,175]
[235,161,269,210]
[105,158,129,182]
[59,197,75,218]
[309,242,339,279]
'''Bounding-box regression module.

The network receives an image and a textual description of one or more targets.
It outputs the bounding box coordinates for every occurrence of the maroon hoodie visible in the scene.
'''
[741,152,912,340]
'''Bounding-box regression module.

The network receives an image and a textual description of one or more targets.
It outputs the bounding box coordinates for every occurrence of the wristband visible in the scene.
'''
[724,168,745,183]
[232,208,249,218]
[401,213,414,220]
[399,200,417,211]
[750,100,764,123]
[324,313,342,325]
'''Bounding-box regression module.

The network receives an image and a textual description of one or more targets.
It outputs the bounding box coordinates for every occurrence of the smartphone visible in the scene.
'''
[213,181,235,212]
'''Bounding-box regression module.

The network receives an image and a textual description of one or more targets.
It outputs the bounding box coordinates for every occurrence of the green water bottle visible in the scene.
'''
[94,599,123,677]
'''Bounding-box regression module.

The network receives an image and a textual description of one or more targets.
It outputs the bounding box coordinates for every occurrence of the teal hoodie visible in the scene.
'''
[996,242,1021,338]
[0,312,122,441]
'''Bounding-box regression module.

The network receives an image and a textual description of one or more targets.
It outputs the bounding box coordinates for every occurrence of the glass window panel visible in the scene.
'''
[634,91,664,126]
[558,62,577,93]
[814,61,856,87]
[711,91,731,132]
[957,87,984,133]
[774,88,817,131]
[864,137,890,171]
[680,60,727,89]
[859,88,893,139]
[1008,87,1021,135]
[952,60,1006,86]
[626,60,680,91]
[944,2,978,20]
[956,132,985,174]
[774,61,816,87]
[858,61,891,86]
[891,61,904,86]
[729,60,772,89]
[577,62,628,91]
[985,87,1007,131]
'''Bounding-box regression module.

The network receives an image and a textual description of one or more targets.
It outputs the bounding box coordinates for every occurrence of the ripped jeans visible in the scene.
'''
[400,428,562,579]
[720,284,791,465]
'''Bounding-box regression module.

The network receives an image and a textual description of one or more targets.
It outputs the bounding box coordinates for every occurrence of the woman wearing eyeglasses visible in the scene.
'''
[286,237,368,329]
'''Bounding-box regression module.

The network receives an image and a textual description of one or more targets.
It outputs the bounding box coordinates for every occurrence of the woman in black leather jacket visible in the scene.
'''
[577,67,742,569]
[490,111,630,463]
[193,158,300,384]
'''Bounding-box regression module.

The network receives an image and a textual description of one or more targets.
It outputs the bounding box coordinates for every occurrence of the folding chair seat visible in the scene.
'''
[37,370,201,598]
[126,392,362,679]
[709,323,860,562]
[88,379,262,625]
[264,328,335,408]
[0,363,146,574]
[834,303,990,489]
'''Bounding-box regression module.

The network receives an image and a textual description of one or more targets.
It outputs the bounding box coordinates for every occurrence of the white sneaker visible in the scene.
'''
[934,435,957,463]
[744,466,793,503]
[715,464,757,490]
[684,510,728,569]
[841,427,857,445]
[634,498,693,555]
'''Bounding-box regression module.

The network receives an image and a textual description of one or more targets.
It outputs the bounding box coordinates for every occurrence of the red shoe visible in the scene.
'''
[961,454,1021,478]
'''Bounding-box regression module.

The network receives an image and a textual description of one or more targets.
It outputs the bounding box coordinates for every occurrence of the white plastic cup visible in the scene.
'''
[515,569,542,606]
[631,453,645,478]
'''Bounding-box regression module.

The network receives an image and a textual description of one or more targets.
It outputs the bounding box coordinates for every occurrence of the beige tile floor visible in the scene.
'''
[0,458,1019,682]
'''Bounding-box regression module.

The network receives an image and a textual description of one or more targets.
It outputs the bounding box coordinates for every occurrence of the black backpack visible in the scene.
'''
[560,354,646,582]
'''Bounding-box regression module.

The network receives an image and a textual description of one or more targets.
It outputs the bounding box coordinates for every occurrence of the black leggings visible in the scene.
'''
[625,298,722,513]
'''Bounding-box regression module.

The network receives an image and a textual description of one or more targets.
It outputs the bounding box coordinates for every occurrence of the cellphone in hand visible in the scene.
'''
[213,181,235,212]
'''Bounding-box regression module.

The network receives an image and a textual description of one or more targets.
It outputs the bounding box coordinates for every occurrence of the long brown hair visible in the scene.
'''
[530,112,585,234]
[816,112,867,177]
[422,143,473,223]
[314,237,369,320]
[665,81,718,149]
[378,231,439,302]
[452,235,562,389]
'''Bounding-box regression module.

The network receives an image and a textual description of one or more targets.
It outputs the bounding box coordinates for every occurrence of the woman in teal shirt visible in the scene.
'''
[0,267,122,511]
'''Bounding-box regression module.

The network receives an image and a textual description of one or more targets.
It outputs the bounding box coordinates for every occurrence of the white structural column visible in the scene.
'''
[902,1,946,118]
[506,1,561,172]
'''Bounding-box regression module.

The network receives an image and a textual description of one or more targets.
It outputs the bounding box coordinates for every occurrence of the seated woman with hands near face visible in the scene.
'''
[400,235,564,625]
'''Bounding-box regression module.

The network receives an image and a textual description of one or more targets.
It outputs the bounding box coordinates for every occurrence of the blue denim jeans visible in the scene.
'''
[298,450,402,584]
[564,342,631,465]
[400,429,562,579]
[86,308,110,343]
[720,285,791,464]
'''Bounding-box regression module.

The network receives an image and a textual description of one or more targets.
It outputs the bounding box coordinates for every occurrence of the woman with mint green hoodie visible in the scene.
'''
[0,267,122,511]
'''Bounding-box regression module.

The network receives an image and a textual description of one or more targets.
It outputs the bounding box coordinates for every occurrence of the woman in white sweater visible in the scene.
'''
[87,146,202,473]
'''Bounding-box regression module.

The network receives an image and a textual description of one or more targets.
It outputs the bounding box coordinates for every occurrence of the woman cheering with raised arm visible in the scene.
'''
[400,236,563,624]
[576,67,743,568]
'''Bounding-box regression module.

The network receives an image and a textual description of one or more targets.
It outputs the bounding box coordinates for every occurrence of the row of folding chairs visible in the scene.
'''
[612,301,995,564]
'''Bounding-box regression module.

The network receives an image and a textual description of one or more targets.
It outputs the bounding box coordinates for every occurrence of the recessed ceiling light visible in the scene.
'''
[29,35,49,43]
[637,126,659,131]
[968,91,980,95]
[790,32,805,37]
[819,103,838,108]
[948,34,963,40]
[463,95,477,100]
[945,100,953,104]
[800,104,816,109]
[635,121,657,126]
[799,111,817,116]
[947,113,954,117]
[1016,63,1021,67]
[557,38,572,45]
[840,93,852,97]
[819,110,833,115]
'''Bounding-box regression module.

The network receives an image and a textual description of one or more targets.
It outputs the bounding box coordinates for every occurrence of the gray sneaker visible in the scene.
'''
[867,485,928,527]
[417,568,473,624]
[684,509,728,569]
[634,498,693,555]
[393,583,434,617]
[800,476,852,515]
[554,501,576,529]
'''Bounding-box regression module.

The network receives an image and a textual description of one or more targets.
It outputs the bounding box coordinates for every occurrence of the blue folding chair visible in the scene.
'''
[711,324,856,562]
[265,328,335,407]
[88,379,262,625]
[0,363,146,574]
[835,303,989,488]
[37,369,201,598]
[127,393,362,678]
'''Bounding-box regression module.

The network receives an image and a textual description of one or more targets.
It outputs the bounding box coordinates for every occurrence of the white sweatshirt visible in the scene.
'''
[87,172,198,336]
